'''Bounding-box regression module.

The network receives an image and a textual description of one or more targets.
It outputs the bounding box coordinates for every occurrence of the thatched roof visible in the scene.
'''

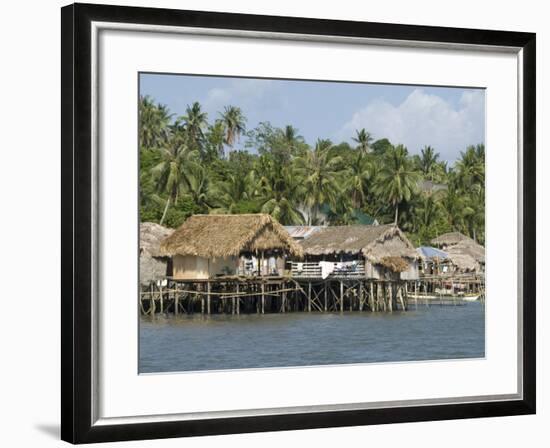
[140,222,174,284]
[431,232,476,247]
[159,214,303,258]
[300,224,418,271]
[445,253,479,271]
[140,222,173,257]
[446,239,485,266]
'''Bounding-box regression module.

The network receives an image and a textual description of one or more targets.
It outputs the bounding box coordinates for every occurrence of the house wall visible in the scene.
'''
[208,256,238,277]
[400,261,419,280]
[364,260,383,280]
[173,255,207,279]
[172,255,238,280]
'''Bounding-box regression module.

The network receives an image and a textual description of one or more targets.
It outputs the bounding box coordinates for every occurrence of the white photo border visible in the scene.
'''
[92,22,523,425]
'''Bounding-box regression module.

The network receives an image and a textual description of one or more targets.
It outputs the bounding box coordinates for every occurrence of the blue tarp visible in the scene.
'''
[417,246,449,259]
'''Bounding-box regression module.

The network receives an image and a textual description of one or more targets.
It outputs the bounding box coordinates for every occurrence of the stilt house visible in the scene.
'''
[159,214,303,280]
[431,232,485,273]
[139,222,174,285]
[291,224,419,280]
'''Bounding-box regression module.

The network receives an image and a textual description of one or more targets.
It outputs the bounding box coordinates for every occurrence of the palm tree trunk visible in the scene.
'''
[394,204,399,224]
[159,196,171,226]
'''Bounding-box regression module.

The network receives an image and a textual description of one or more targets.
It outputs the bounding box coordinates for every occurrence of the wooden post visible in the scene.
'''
[261,282,265,314]
[414,281,418,309]
[324,281,328,312]
[340,281,344,313]
[236,283,240,315]
[369,281,374,312]
[150,285,156,316]
[200,284,205,315]
[398,285,406,311]
[359,282,364,311]
[308,282,312,312]
[388,282,393,312]
[174,283,179,316]
[207,281,211,315]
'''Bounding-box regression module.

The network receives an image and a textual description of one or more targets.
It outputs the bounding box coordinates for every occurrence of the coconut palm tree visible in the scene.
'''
[281,125,305,155]
[352,128,374,154]
[185,167,214,211]
[180,101,208,152]
[455,145,485,188]
[213,172,256,213]
[252,154,304,224]
[258,174,305,225]
[375,144,420,224]
[346,152,373,209]
[411,194,445,235]
[440,183,470,233]
[220,105,247,157]
[151,140,200,225]
[204,120,226,160]
[139,96,171,150]
[417,145,440,180]
[295,139,342,224]
[464,183,485,243]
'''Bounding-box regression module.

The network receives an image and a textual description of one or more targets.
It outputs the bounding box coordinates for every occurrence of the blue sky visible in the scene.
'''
[140,73,485,163]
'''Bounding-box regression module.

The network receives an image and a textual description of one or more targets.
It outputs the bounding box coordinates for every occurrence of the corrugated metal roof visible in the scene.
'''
[417,246,449,260]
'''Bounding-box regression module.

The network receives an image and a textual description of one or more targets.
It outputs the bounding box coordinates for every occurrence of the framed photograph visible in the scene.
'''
[61,2,536,443]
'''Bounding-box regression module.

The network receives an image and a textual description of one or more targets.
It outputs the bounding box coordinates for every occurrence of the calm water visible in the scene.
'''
[139,302,485,373]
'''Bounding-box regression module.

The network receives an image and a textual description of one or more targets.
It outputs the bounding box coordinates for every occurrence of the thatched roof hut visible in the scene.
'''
[430,232,476,248]
[159,214,303,258]
[300,224,418,273]
[445,239,485,271]
[140,222,174,284]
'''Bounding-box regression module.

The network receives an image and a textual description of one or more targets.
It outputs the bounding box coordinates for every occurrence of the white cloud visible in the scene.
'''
[203,79,278,115]
[337,89,485,162]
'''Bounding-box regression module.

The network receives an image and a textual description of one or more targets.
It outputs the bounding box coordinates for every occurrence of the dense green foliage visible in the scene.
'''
[139,96,485,245]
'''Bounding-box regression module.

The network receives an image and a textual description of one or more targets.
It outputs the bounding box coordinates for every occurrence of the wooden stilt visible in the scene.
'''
[308,282,312,312]
[388,282,393,312]
[207,281,211,315]
[261,282,265,314]
[150,286,156,316]
[324,281,328,312]
[174,284,179,316]
[359,282,364,311]
[340,281,344,312]
[398,285,406,311]
[369,281,374,312]
[236,284,240,315]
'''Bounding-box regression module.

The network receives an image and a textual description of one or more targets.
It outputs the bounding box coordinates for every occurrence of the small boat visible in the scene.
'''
[409,292,480,303]
[408,293,465,305]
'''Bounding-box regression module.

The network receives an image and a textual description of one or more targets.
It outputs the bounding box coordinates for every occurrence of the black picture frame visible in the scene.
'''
[61,2,536,444]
